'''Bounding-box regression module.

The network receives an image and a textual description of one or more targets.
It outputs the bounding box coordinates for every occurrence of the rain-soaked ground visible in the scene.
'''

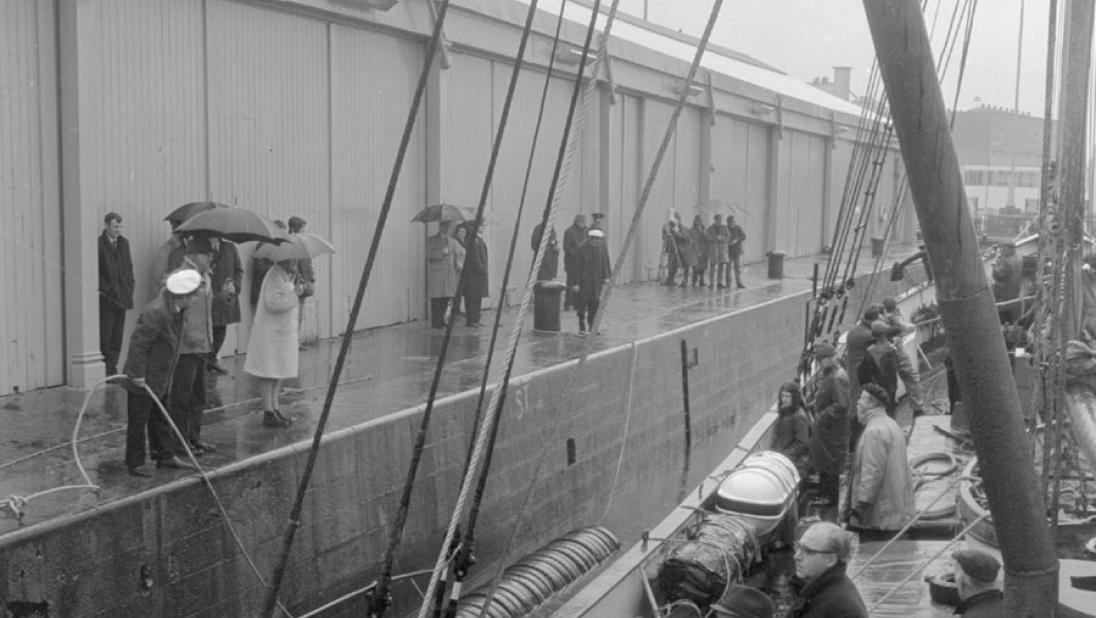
[0,250,907,538]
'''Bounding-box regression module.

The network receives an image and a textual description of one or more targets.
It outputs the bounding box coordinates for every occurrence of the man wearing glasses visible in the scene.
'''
[787,522,867,617]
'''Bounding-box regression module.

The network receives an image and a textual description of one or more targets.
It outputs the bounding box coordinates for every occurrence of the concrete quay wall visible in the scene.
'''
[0,279,899,617]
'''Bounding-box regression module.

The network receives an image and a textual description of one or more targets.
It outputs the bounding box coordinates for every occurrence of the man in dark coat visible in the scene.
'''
[857,321,900,416]
[806,342,849,509]
[208,237,242,373]
[727,214,747,288]
[121,269,202,476]
[98,212,136,376]
[562,214,588,310]
[788,522,867,617]
[463,226,489,327]
[706,214,730,288]
[573,229,612,333]
[992,241,1023,323]
[952,549,1003,617]
[844,305,881,449]
[531,221,559,281]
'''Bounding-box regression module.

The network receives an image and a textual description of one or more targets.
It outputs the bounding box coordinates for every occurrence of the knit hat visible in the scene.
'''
[953,549,1000,583]
[165,269,201,295]
[861,382,890,407]
[813,342,836,359]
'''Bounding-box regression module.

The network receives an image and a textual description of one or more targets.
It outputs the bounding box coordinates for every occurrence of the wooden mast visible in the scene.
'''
[861,1,1059,615]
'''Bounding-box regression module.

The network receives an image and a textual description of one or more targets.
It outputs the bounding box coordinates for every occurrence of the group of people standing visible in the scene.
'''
[97,212,314,476]
[662,212,747,289]
[771,297,923,534]
[426,221,490,328]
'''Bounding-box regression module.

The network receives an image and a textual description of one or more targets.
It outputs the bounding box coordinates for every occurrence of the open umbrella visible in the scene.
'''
[165,201,228,225]
[175,207,288,244]
[411,203,474,223]
[253,232,336,262]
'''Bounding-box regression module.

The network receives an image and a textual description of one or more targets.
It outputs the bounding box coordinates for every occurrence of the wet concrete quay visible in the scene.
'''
[2,252,881,537]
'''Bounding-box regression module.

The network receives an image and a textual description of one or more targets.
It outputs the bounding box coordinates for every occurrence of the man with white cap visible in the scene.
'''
[952,548,1003,617]
[121,269,202,476]
[573,228,611,333]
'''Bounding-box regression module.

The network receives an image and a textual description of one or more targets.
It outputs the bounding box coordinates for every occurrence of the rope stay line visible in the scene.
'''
[427,2,576,616]
[415,1,618,616]
[467,1,724,615]
[249,1,456,615]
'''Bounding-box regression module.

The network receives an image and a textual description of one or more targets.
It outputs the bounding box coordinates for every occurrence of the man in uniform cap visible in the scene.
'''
[590,212,606,230]
[952,549,1003,617]
[120,269,202,476]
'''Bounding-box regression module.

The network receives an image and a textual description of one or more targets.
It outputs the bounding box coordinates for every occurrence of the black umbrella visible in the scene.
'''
[165,201,229,226]
[175,207,289,244]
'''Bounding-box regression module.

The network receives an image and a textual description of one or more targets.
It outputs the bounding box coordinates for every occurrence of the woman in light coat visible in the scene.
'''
[245,259,303,427]
[846,383,916,531]
[426,222,464,328]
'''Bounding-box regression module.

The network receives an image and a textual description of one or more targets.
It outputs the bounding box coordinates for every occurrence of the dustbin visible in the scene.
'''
[533,280,566,332]
[871,236,884,257]
[766,251,786,279]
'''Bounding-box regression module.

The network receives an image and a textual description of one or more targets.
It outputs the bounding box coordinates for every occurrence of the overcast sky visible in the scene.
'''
[538,0,1056,116]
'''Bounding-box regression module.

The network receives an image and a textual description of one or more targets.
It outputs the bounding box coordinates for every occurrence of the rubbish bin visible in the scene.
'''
[871,236,885,258]
[766,251,786,279]
[533,280,566,332]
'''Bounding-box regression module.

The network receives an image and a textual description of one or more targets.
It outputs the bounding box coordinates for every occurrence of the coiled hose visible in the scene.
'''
[911,451,963,521]
[454,526,620,617]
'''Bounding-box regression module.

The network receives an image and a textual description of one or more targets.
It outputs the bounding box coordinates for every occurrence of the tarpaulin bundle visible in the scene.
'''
[657,513,760,607]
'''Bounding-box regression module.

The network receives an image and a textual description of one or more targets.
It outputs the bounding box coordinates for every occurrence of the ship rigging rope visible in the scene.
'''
[428,1,575,615]
[415,1,616,616]
[257,2,456,616]
[472,1,726,615]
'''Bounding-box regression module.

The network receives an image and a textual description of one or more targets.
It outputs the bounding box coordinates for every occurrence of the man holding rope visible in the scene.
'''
[120,269,202,476]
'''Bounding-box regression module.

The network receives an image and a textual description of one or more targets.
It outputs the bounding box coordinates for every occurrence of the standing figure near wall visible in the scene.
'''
[121,270,202,476]
[727,214,747,289]
[168,239,217,455]
[426,221,461,328]
[690,215,709,287]
[531,221,560,281]
[208,237,242,374]
[250,219,287,310]
[98,212,135,376]
[563,214,588,311]
[245,259,303,428]
[463,226,489,327]
[574,228,612,333]
[706,214,730,288]
[288,216,315,347]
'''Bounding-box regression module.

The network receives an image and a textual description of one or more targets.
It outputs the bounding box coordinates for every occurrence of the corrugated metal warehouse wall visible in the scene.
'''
[0,0,896,391]
[0,0,63,393]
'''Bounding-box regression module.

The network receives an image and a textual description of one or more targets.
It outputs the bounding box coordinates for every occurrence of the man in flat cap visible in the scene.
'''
[120,269,202,476]
[562,214,588,311]
[806,342,850,511]
[952,548,1002,616]
[845,383,915,532]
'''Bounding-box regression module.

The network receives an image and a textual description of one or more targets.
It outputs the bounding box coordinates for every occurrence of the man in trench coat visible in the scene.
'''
[562,214,588,310]
[207,237,242,372]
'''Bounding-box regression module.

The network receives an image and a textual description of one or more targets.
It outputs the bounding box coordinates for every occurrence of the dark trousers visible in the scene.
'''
[430,297,450,328]
[126,389,179,469]
[691,265,706,286]
[100,304,126,375]
[818,469,841,507]
[576,298,600,331]
[564,271,576,309]
[452,295,463,315]
[171,354,207,445]
[729,252,743,286]
[464,295,483,325]
[211,325,227,358]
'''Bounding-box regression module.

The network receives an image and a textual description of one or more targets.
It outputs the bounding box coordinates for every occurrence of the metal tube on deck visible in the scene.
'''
[861,1,1058,615]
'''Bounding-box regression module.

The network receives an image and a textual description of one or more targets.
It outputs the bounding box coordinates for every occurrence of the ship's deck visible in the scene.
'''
[0,248,910,539]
